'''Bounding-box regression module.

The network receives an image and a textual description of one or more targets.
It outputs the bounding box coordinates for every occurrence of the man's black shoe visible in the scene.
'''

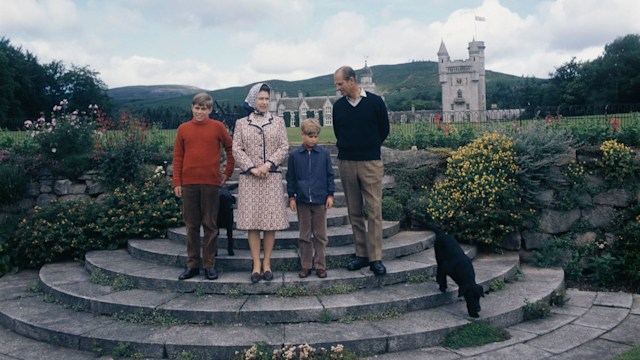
[369,260,387,276]
[178,267,200,280]
[346,256,369,271]
[204,267,218,280]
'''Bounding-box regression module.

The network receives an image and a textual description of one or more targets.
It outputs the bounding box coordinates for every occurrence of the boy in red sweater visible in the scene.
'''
[173,93,235,280]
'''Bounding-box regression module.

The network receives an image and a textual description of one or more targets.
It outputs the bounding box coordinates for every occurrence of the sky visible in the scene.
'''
[2,0,640,91]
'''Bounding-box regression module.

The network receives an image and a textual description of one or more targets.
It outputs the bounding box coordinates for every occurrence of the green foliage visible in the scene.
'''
[13,200,104,268]
[381,196,403,221]
[489,279,506,292]
[523,298,551,320]
[111,342,141,359]
[173,351,202,360]
[531,236,575,268]
[612,345,640,360]
[384,131,413,149]
[611,210,640,292]
[89,268,112,286]
[424,133,523,246]
[599,139,636,183]
[25,101,98,179]
[414,122,478,149]
[511,123,577,207]
[111,274,135,291]
[443,320,510,349]
[0,161,28,205]
[98,113,168,189]
[550,289,569,307]
[276,285,311,298]
[96,170,182,246]
[562,121,610,146]
[6,171,181,271]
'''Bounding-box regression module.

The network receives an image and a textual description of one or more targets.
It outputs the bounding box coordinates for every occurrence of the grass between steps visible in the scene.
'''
[612,345,640,360]
[443,320,511,349]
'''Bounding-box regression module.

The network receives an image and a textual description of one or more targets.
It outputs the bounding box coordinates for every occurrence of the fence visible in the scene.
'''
[3,104,640,149]
[389,103,640,137]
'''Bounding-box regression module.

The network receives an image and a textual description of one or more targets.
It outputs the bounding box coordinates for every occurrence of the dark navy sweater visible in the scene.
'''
[332,91,390,160]
[286,145,335,205]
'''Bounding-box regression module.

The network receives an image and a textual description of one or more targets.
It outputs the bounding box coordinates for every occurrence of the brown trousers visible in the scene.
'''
[297,202,328,270]
[338,159,384,261]
[182,184,219,268]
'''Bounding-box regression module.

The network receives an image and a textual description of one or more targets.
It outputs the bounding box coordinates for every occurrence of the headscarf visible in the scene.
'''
[243,82,270,115]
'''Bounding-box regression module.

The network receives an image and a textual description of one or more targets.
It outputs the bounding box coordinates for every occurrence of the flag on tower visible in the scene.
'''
[475,15,486,21]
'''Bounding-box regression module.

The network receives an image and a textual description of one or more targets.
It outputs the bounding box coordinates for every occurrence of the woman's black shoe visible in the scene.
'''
[251,272,261,283]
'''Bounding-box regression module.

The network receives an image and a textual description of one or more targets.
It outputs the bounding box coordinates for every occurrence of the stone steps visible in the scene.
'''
[84,230,437,296]
[39,250,518,326]
[0,265,564,359]
[167,220,401,248]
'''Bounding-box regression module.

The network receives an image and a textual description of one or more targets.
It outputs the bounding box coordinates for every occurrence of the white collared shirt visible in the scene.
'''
[347,87,367,107]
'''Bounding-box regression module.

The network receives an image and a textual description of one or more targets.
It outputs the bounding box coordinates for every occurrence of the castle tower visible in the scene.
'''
[438,39,486,121]
[359,60,377,94]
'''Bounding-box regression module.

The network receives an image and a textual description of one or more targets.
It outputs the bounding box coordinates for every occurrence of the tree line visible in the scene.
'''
[0,37,112,130]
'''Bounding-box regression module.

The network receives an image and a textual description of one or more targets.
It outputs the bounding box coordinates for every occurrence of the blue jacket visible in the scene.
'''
[286,145,335,205]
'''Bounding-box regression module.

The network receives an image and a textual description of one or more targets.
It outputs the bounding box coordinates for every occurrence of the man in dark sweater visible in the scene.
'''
[332,66,390,276]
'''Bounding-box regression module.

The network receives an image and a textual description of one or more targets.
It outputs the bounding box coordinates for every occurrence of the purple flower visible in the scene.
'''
[51,148,57,153]
[51,118,57,126]
[24,120,33,128]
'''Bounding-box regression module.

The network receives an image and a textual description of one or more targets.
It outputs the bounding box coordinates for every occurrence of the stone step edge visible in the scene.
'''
[129,230,434,270]
[38,253,520,325]
[166,220,402,246]
[83,233,447,295]
[0,265,564,360]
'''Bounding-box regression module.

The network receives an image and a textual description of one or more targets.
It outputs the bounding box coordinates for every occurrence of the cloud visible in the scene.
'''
[0,0,79,36]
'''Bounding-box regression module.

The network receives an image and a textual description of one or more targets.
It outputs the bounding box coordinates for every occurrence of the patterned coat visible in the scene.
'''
[232,113,290,231]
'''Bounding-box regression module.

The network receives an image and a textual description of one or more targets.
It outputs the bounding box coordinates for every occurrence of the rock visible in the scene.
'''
[574,231,597,247]
[36,193,57,207]
[69,184,87,195]
[538,208,580,234]
[381,146,446,170]
[582,205,615,229]
[500,231,521,250]
[54,179,72,195]
[522,231,551,250]
[594,188,631,207]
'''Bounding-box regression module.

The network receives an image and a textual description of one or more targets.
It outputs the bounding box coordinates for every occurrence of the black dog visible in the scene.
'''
[429,224,484,318]
[218,184,237,256]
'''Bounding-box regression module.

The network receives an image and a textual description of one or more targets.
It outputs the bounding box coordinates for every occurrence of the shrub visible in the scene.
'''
[443,320,510,349]
[24,100,98,179]
[97,113,167,189]
[384,131,413,150]
[381,196,403,221]
[423,133,523,246]
[612,211,640,292]
[511,123,577,207]
[0,161,28,205]
[13,200,104,268]
[233,342,359,360]
[523,298,551,320]
[96,168,182,245]
[414,122,477,149]
[599,139,636,183]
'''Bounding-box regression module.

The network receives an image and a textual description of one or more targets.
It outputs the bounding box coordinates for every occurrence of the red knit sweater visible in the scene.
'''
[172,119,235,187]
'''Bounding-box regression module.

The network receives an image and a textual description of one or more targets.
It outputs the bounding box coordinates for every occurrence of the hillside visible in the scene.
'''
[107,85,207,104]
[109,61,544,114]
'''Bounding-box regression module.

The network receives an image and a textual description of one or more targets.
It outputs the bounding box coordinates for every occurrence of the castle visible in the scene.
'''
[438,39,487,121]
[269,38,489,126]
[268,62,378,127]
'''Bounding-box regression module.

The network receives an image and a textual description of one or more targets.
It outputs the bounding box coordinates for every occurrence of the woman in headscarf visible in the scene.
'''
[232,83,290,283]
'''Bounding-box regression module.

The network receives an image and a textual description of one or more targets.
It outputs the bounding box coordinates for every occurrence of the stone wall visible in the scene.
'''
[0,170,107,217]
[381,145,640,253]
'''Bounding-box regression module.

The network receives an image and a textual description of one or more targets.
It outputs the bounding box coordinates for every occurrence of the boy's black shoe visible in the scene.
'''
[369,261,387,276]
[178,267,200,280]
[346,256,369,270]
[204,267,218,280]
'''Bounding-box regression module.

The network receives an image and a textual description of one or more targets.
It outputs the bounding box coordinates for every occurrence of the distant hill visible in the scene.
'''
[107,85,207,104]
[109,61,544,114]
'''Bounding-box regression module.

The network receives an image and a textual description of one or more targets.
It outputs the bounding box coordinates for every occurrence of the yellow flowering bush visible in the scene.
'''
[424,132,522,246]
[96,167,182,246]
[599,139,635,182]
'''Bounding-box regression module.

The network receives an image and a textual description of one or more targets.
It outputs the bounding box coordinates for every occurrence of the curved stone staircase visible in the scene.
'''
[0,147,565,359]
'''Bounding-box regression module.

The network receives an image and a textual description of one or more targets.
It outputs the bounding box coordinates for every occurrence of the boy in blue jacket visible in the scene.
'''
[287,119,335,278]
